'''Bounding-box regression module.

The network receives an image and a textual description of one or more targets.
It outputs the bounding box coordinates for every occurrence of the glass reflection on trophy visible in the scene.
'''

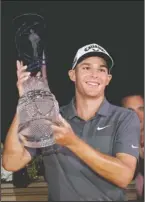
[29,28,40,58]
[14,14,60,148]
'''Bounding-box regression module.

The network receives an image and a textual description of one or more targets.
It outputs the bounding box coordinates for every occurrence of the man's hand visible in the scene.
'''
[16,60,30,97]
[51,115,79,147]
[16,60,46,97]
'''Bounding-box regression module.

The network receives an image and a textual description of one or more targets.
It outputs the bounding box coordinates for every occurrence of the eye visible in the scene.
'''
[82,66,90,70]
[128,108,134,111]
[139,106,144,112]
[98,68,106,73]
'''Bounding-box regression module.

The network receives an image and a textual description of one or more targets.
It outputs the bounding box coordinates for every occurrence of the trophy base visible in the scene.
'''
[20,134,55,148]
[18,119,56,148]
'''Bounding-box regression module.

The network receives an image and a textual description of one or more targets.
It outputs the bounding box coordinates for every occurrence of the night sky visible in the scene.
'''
[2,1,144,142]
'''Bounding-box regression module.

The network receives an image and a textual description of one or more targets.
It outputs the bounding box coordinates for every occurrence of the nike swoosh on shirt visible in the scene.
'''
[97,125,111,130]
[131,145,139,149]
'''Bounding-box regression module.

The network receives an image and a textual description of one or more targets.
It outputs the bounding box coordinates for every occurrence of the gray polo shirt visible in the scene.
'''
[27,98,140,201]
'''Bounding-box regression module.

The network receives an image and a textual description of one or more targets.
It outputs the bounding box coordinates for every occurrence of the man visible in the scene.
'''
[121,94,144,200]
[3,43,140,201]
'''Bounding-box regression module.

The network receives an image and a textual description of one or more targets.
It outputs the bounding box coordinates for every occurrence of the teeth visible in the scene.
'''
[87,82,99,86]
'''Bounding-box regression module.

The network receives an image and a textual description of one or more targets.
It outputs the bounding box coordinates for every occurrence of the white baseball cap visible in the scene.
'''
[72,43,114,70]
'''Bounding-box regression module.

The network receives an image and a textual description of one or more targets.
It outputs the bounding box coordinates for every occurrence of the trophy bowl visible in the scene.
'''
[13,13,46,73]
[17,76,60,148]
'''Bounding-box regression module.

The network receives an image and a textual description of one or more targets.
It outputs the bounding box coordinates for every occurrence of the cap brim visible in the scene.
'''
[74,52,113,70]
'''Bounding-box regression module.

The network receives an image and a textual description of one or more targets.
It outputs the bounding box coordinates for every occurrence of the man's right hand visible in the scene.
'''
[16,60,46,97]
[16,60,30,97]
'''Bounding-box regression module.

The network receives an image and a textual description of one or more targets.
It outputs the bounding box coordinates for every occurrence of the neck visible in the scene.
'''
[75,93,105,121]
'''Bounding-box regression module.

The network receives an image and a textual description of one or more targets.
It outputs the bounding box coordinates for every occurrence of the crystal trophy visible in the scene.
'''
[13,13,60,148]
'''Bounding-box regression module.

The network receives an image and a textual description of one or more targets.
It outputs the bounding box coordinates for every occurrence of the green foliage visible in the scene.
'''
[27,155,43,180]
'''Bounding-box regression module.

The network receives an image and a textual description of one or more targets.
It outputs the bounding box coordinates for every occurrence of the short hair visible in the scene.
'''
[120,91,144,106]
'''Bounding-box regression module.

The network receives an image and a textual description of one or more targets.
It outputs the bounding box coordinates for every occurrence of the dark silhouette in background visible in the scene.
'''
[2,1,144,143]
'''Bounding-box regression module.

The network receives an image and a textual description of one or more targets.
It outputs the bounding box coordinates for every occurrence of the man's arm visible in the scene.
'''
[2,61,39,171]
[68,138,136,188]
[2,114,33,171]
[51,111,140,188]
[3,61,35,171]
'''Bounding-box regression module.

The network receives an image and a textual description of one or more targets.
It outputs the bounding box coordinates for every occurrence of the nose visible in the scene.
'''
[90,69,99,78]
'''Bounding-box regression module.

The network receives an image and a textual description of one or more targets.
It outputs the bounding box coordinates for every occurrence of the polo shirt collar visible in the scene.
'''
[65,97,110,120]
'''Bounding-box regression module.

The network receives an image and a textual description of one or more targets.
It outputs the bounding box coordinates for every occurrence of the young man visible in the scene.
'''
[3,43,140,201]
[121,93,144,200]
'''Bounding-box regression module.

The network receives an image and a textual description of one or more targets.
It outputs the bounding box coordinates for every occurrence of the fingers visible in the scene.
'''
[44,119,54,125]
[54,133,63,141]
[51,124,64,133]
[16,60,30,81]
[19,71,30,79]
[44,120,64,133]
[16,60,21,70]
[17,65,27,76]
[18,76,30,84]
[44,118,66,133]
[58,114,70,128]
[19,134,28,145]
[16,60,31,96]
[16,60,23,69]
[20,61,23,66]
[36,71,41,77]
[17,70,30,88]
[51,125,64,142]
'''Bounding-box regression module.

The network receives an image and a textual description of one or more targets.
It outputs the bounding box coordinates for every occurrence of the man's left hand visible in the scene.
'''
[50,115,79,147]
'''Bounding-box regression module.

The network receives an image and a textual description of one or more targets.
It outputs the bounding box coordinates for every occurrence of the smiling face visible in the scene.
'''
[68,56,112,99]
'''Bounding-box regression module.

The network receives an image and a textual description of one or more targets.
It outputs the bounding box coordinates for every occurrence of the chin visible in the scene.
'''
[85,92,102,98]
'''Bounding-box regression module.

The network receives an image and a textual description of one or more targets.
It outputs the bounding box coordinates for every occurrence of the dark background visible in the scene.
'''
[2,1,144,142]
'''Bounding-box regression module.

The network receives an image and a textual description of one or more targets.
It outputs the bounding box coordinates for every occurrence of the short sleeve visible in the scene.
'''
[113,110,140,159]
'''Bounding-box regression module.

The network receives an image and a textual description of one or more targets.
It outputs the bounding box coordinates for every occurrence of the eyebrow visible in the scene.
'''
[80,63,107,68]
[79,62,91,66]
[127,106,144,111]
[127,107,134,111]
[138,106,144,110]
[99,65,108,68]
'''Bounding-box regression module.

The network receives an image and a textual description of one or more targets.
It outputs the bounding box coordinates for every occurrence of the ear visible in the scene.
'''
[68,69,76,82]
[106,74,112,86]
